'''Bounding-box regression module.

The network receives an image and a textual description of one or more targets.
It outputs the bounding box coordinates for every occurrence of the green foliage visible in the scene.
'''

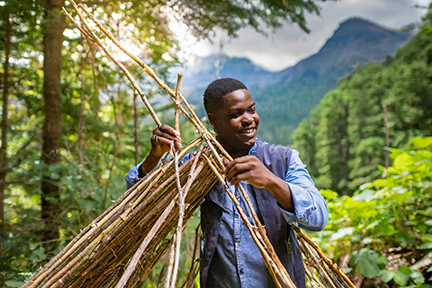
[253,18,412,145]
[0,0,325,285]
[315,137,432,287]
[293,11,432,195]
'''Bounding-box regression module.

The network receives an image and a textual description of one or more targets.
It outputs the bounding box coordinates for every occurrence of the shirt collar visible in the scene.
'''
[248,141,257,156]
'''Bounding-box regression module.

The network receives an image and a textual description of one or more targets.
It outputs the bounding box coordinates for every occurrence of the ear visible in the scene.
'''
[207,112,218,134]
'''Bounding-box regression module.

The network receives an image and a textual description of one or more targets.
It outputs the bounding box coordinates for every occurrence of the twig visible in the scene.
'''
[163,240,176,288]
[63,3,162,128]
[134,91,139,165]
[169,143,185,288]
[293,225,355,288]
[115,199,176,288]
[175,74,183,133]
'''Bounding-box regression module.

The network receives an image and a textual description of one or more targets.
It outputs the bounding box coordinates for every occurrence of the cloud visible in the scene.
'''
[182,0,430,72]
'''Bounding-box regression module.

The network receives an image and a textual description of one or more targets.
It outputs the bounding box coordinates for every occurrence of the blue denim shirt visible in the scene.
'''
[125,145,327,231]
[204,144,327,288]
[125,143,327,287]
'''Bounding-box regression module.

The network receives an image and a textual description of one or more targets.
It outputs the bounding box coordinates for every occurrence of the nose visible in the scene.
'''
[241,112,254,126]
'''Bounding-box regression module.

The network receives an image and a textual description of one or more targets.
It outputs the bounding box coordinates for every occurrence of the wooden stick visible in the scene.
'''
[170,144,185,288]
[115,199,176,288]
[163,240,176,288]
[175,74,183,133]
[293,225,355,288]
[63,2,162,128]
[202,154,295,288]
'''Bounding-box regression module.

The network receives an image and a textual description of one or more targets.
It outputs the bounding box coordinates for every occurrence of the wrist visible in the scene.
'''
[148,148,163,159]
[141,152,162,175]
[265,175,294,211]
[264,174,282,191]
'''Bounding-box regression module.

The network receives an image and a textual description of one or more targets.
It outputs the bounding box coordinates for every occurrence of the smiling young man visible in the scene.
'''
[126,78,328,288]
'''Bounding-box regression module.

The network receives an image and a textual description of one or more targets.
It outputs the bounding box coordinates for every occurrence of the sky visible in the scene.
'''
[172,0,431,72]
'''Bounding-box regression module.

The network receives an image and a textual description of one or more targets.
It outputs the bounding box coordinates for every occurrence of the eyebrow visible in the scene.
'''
[228,102,256,112]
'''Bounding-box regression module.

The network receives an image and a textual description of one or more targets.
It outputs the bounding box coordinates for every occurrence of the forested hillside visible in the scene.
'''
[293,11,432,195]
[292,12,432,287]
[183,18,413,144]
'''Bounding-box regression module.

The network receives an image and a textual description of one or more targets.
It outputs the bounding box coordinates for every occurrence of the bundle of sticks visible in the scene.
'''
[22,2,356,287]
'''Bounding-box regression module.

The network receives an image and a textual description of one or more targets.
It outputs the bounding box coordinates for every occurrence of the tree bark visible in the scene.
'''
[41,0,66,255]
[0,13,12,271]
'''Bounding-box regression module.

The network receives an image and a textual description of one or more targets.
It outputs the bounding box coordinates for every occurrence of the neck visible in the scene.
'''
[217,136,250,159]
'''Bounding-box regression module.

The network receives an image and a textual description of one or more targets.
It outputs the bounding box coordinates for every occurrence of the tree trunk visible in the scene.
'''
[41,0,66,255]
[0,13,12,271]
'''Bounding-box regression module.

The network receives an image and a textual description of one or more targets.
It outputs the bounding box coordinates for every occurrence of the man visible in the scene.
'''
[126,78,328,288]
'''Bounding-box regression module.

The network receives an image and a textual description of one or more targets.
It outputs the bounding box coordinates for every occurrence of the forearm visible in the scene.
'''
[140,151,162,175]
[265,175,294,212]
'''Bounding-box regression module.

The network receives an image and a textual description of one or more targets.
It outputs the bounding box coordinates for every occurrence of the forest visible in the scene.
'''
[292,7,432,287]
[0,0,431,287]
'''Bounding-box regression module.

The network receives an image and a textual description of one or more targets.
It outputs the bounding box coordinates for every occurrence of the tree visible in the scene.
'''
[293,8,432,195]
[37,0,323,256]
[0,0,44,273]
[0,0,324,282]
[41,0,66,255]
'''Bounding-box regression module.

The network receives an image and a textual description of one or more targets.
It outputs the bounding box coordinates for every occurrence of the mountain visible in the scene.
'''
[181,17,414,144]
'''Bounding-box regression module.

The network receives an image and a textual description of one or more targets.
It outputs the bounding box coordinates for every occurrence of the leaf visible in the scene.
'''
[398,265,412,274]
[393,153,413,169]
[425,220,432,226]
[393,270,408,286]
[320,189,339,200]
[353,249,387,278]
[412,271,425,285]
[416,207,432,217]
[5,280,24,288]
[409,137,432,149]
[417,242,432,250]
[352,189,375,202]
[380,270,395,283]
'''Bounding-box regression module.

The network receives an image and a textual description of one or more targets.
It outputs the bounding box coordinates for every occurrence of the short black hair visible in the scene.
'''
[203,78,248,114]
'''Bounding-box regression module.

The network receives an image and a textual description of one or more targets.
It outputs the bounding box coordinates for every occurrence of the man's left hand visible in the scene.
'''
[223,156,275,189]
[223,156,294,211]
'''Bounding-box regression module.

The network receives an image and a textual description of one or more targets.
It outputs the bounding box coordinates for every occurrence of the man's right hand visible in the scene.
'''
[140,125,182,176]
[149,124,182,158]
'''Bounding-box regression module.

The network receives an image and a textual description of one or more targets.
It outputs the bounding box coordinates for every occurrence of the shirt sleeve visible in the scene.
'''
[125,161,144,189]
[279,149,328,232]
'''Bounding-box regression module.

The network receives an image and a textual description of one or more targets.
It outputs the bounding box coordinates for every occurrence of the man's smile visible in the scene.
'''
[238,127,256,137]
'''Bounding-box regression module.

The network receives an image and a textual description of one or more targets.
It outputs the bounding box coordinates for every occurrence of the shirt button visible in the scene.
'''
[235,218,238,221]
[236,242,240,246]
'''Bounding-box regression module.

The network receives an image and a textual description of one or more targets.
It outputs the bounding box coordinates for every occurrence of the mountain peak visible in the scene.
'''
[333,17,395,37]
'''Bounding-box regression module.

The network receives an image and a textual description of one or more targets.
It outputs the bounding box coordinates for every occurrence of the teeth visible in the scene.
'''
[242,129,254,133]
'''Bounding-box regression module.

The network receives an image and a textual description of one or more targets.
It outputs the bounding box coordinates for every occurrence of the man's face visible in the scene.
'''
[208,89,260,158]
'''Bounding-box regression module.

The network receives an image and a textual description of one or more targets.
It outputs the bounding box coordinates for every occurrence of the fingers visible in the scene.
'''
[224,156,257,185]
[152,125,182,149]
[227,171,252,186]
[149,125,182,158]
[223,156,254,175]
[225,162,252,184]
[159,124,181,138]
